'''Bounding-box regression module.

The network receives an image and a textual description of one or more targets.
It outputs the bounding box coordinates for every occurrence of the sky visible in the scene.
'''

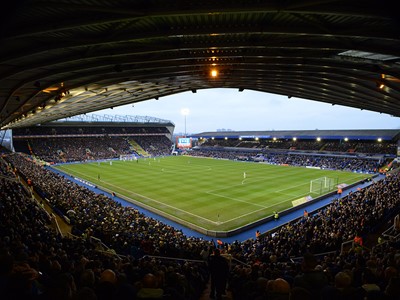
[95,88,400,135]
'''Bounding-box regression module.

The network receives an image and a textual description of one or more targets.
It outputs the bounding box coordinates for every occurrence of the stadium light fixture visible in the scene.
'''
[273,137,277,141]
[181,108,190,137]
[377,82,385,89]
[316,137,321,142]
[377,74,386,90]
[293,137,297,141]
[210,69,218,77]
[224,137,228,140]
[344,137,349,142]
[377,138,382,142]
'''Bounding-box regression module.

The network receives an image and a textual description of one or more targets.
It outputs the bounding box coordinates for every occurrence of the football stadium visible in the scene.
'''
[1,2,400,300]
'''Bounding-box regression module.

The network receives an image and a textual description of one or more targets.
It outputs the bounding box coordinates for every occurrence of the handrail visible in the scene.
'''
[66,232,80,239]
[0,173,18,181]
[381,224,396,238]
[290,250,337,263]
[289,239,372,264]
[340,240,354,255]
[65,233,125,260]
[230,256,251,267]
[95,249,127,260]
[89,236,111,251]
[51,213,63,238]
[143,255,206,264]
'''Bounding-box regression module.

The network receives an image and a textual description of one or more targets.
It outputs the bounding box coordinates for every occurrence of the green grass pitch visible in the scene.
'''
[54,156,371,232]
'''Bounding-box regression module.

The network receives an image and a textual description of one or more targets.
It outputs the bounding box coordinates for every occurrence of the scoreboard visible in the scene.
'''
[176,137,192,149]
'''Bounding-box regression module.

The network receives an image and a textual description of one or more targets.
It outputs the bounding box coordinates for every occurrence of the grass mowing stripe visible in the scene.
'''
[54,156,373,231]
[205,191,269,208]
[60,166,220,225]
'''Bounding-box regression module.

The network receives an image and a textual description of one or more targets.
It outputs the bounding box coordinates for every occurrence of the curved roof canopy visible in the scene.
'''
[1,0,400,129]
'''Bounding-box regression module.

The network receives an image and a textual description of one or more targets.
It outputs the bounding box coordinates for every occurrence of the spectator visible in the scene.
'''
[136,273,164,299]
[293,253,329,300]
[208,248,229,300]
[2,153,400,300]
[361,268,381,299]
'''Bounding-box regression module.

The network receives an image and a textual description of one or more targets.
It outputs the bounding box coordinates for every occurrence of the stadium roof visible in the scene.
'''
[1,0,399,129]
[52,113,174,125]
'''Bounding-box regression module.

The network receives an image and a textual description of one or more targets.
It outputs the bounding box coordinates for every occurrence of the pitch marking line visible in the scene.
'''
[206,192,269,209]
[221,190,315,224]
[152,165,213,175]
[206,173,290,194]
[274,181,310,193]
[62,167,274,225]
[57,164,363,226]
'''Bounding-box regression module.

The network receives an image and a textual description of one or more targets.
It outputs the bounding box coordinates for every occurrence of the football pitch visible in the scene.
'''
[54,156,371,233]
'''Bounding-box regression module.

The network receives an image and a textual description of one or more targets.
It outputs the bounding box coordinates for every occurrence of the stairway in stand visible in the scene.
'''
[199,278,233,300]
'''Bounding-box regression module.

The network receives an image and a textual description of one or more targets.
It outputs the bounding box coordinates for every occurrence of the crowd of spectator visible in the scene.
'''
[130,136,172,157]
[190,149,382,173]
[323,141,398,155]
[13,135,172,163]
[25,137,132,162]
[1,151,400,299]
[200,138,397,155]
[0,155,210,299]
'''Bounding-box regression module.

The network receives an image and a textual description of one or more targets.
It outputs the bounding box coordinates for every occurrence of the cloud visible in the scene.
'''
[95,88,400,134]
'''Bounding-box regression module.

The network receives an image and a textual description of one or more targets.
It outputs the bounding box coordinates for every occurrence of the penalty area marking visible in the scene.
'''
[274,181,310,194]
[221,192,309,224]
[206,191,269,209]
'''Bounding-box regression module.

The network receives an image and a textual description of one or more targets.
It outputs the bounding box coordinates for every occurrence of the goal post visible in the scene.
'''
[309,177,338,195]
[119,154,137,161]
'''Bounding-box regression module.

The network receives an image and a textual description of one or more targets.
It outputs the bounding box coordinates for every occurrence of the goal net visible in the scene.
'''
[119,154,137,161]
[309,177,338,195]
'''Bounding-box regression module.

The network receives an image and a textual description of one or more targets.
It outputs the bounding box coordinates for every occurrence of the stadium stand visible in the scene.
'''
[12,115,174,163]
[190,129,400,176]
[1,148,400,299]
[189,150,383,173]
[0,155,210,300]
[2,122,399,300]
[1,3,399,298]
[197,137,398,155]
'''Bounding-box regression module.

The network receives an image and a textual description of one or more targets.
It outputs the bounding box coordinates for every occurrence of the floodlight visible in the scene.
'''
[181,108,190,116]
